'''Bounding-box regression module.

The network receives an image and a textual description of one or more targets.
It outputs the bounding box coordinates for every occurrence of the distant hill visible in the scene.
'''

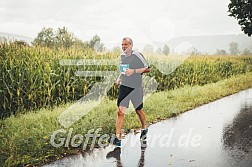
[166,34,252,54]
[0,32,33,44]
[1,32,251,55]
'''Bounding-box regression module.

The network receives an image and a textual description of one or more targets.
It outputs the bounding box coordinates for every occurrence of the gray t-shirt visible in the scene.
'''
[120,51,148,88]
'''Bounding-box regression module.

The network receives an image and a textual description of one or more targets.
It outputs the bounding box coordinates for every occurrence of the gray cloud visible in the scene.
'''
[0,0,244,47]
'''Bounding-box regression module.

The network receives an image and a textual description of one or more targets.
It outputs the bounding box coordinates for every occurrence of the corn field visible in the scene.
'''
[0,41,252,118]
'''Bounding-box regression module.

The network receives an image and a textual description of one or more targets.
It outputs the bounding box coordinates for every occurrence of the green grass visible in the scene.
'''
[1,72,252,166]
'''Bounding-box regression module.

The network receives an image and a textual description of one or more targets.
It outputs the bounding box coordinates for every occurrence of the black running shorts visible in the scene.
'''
[117,85,143,110]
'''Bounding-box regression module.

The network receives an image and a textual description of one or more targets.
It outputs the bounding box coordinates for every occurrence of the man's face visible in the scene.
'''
[121,39,131,52]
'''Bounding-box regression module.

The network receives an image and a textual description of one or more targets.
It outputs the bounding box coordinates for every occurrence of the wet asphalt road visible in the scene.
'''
[44,88,252,167]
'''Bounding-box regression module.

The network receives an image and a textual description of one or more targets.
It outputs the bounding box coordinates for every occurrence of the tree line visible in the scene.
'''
[32,26,105,51]
[216,42,251,55]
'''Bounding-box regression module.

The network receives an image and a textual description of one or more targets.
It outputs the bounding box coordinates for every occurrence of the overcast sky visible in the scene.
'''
[0,0,243,48]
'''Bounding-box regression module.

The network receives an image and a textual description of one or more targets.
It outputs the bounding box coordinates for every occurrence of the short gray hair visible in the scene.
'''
[123,37,133,45]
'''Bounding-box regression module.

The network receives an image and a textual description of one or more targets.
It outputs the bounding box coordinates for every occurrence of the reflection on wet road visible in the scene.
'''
[222,100,252,167]
[44,89,252,167]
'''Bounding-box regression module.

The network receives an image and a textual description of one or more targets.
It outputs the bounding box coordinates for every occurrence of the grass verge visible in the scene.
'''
[1,72,252,166]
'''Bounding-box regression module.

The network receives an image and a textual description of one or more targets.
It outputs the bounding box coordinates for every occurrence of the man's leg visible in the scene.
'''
[116,85,132,139]
[116,106,125,139]
[136,109,146,129]
[136,109,148,140]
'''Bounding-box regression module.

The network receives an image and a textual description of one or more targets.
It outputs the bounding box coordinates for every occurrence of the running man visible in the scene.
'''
[114,37,150,146]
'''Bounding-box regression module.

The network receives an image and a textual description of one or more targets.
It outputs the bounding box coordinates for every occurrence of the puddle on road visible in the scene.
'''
[44,89,252,167]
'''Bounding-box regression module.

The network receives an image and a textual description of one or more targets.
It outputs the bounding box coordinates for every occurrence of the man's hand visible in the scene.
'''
[115,78,121,85]
[115,74,122,85]
[143,68,151,73]
[125,68,134,76]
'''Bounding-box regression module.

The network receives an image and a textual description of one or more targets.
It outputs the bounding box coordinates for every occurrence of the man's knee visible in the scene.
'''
[118,107,125,116]
[135,109,143,115]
